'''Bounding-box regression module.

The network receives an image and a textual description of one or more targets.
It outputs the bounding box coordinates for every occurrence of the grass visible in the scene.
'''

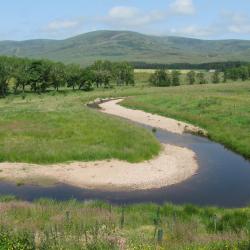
[0,89,161,164]
[1,81,249,163]
[1,198,250,249]
[122,82,250,159]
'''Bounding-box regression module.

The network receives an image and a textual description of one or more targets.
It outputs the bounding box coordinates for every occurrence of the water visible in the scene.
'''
[0,123,250,208]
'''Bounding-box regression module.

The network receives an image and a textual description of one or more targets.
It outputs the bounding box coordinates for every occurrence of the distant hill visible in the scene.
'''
[1,30,250,66]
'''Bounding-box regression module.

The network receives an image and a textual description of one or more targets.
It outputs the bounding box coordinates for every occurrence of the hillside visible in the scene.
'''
[1,30,250,65]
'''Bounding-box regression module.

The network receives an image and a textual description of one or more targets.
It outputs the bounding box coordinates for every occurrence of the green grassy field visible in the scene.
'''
[0,89,161,164]
[1,197,250,250]
[122,82,250,159]
[0,81,249,164]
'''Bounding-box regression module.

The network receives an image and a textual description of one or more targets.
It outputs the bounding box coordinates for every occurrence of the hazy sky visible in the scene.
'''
[1,0,250,40]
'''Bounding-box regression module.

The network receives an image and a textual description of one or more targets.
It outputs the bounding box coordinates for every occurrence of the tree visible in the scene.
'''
[222,71,228,83]
[228,68,239,81]
[197,72,207,84]
[78,68,94,91]
[171,70,181,86]
[186,71,196,85]
[91,61,112,88]
[149,70,171,87]
[13,59,33,93]
[113,62,134,86]
[66,64,82,90]
[239,66,249,81]
[0,60,11,97]
[49,62,66,91]
[92,70,111,88]
[27,60,51,93]
[212,71,220,84]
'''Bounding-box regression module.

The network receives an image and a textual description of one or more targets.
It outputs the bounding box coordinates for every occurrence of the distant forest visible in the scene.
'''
[132,61,249,71]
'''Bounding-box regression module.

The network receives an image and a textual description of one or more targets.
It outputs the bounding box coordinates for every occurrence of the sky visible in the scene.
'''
[1,0,250,41]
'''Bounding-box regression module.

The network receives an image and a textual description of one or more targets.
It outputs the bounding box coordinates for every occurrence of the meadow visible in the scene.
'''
[1,196,250,250]
[0,80,249,165]
[0,88,163,164]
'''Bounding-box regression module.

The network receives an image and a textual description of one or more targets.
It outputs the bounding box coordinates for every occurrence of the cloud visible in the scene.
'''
[223,12,250,34]
[170,25,216,38]
[170,0,195,15]
[103,6,166,28]
[103,1,196,29]
[109,6,138,20]
[168,11,250,39]
[44,19,83,32]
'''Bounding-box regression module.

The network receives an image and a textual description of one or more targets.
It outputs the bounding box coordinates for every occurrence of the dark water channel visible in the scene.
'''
[1,120,250,208]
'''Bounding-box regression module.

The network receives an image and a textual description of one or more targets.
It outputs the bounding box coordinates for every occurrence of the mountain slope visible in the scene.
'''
[0,30,250,65]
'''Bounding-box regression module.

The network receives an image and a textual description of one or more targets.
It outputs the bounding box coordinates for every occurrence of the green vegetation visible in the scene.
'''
[1,81,249,164]
[0,90,161,164]
[133,61,250,71]
[1,30,250,65]
[225,64,250,82]
[144,63,250,87]
[0,56,134,97]
[1,198,250,249]
[122,83,250,159]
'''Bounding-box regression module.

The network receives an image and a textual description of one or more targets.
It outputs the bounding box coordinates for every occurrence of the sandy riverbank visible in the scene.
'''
[0,144,197,191]
[99,99,206,135]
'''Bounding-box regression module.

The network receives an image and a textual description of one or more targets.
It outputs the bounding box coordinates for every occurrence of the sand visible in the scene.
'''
[99,99,206,135]
[0,144,197,191]
[0,99,200,191]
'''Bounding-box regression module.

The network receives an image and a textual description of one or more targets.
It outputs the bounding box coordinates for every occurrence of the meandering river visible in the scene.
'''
[0,101,250,207]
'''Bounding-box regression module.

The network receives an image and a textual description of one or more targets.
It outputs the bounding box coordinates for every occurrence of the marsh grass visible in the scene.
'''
[1,199,250,249]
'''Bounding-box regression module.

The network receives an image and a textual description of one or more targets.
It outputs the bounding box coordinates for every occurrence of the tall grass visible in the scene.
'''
[0,89,161,164]
[1,198,250,249]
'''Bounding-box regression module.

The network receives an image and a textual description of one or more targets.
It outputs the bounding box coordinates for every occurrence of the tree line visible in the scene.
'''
[149,70,181,87]
[133,61,249,71]
[149,69,211,87]
[224,65,250,82]
[150,65,250,87]
[0,56,134,97]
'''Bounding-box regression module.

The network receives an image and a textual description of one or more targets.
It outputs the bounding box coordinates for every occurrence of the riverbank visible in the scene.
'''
[0,143,197,190]
[99,99,207,136]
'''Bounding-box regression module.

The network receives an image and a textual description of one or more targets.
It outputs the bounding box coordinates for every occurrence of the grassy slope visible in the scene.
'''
[122,82,250,159]
[0,197,250,249]
[1,30,250,65]
[0,89,161,164]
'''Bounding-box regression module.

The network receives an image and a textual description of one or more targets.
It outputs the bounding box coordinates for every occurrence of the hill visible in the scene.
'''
[1,30,250,65]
